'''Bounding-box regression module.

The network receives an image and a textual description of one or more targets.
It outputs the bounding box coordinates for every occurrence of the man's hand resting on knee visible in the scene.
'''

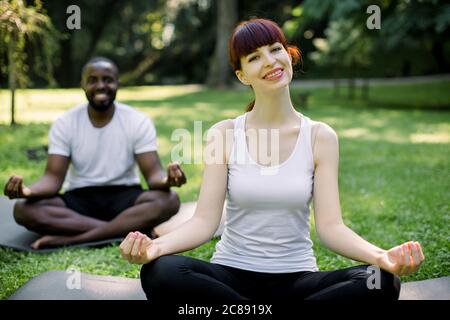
[163,162,187,188]
[4,176,32,199]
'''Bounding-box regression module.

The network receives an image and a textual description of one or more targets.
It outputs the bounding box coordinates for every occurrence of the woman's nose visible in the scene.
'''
[262,52,276,67]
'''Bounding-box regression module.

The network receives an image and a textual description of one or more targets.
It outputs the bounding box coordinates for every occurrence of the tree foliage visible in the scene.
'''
[299,0,450,76]
[0,0,60,124]
[0,0,60,87]
[1,0,448,90]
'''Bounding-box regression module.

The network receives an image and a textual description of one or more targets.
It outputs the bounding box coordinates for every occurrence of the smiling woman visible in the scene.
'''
[228,18,301,112]
[120,18,425,301]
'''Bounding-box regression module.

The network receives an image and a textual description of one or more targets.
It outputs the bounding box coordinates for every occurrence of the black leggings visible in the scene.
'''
[140,255,401,301]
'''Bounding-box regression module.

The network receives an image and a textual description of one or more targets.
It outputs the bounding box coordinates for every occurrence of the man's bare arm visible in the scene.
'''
[4,155,70,199]
[136,152,186,190]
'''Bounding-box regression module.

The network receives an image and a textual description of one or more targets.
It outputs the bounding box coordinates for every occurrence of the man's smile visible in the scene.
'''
[93,92,109,102]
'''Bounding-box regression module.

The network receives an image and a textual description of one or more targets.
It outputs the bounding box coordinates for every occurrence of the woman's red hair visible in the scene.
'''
[228,19,301,111]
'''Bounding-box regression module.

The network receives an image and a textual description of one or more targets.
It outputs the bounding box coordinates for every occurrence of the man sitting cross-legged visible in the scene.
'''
[3,57,186,249]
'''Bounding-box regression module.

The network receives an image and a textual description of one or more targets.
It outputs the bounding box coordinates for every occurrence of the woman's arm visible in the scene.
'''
[312,122,424,275]
[120,120,233,263]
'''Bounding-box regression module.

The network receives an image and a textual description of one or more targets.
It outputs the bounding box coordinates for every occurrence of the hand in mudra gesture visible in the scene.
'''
[166,162,186,187]
[119,231,161,264]
[4,176,32,199]
[377,241,425,276]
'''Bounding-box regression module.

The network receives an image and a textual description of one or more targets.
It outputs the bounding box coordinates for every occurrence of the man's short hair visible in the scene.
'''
[82,56,119,79]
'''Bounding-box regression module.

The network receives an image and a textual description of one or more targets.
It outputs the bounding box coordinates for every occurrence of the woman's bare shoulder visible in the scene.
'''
[209,119,234,132]
[205,119,235,163]
[309,119,338,147]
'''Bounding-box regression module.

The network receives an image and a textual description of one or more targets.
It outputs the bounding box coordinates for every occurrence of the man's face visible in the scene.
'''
[82,62,119,112]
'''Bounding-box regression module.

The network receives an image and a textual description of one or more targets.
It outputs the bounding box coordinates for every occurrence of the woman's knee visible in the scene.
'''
[140,255,183,298]
[378,269,401,300]
[363,266,401,300]
[345,265,400,300]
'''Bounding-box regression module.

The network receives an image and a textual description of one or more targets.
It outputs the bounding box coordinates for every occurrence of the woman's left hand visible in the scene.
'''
[377,241,425,276]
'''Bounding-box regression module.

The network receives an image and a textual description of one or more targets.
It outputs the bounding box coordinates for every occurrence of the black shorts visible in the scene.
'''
[59,185,145,221]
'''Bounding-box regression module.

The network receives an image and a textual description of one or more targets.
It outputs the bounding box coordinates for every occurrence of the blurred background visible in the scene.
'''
[1,0,449,89]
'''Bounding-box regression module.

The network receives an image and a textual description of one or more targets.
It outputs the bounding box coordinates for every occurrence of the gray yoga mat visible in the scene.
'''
[8,270,449,300]
[8,270,146,300]
[0,197,123,252]
[0,196,218,252]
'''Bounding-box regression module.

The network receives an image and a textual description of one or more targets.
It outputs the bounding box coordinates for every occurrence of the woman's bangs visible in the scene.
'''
[233,22,285,58]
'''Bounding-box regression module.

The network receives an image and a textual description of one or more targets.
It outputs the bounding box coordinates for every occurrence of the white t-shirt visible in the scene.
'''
[48,102,157,191]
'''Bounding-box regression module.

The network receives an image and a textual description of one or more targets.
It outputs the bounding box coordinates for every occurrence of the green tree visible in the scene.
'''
[207,0,237,88]
[310,19,372,99]
[380,0,450,73]
[0,0,59,125]
[300,0,374,99]
[299,0,450,81]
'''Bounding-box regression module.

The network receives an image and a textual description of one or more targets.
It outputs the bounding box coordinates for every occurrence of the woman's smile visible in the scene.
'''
[263,67,284,81]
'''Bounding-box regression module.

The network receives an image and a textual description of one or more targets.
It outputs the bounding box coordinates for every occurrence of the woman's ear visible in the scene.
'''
[235,70,250,86]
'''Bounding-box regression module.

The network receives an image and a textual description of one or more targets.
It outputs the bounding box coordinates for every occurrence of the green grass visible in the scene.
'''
[0,81,449,299]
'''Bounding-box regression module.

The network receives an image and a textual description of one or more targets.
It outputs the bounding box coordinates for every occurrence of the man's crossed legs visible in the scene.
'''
[13,185,180,249]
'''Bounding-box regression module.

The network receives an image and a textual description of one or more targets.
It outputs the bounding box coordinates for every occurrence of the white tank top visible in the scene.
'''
[211,112,319,273]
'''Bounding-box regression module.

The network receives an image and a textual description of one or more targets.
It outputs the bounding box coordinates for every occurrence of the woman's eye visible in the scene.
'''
[271,46,282,52]
[248,55,259,62]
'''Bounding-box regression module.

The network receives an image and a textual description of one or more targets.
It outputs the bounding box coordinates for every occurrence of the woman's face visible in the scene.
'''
[236,42,293,91]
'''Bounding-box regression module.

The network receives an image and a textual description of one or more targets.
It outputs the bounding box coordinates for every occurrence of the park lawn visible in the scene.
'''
[0,81,449,299]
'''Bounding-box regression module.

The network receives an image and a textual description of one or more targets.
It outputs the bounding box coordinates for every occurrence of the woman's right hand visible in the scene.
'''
[119,231,161,264]
[4,175,32,199]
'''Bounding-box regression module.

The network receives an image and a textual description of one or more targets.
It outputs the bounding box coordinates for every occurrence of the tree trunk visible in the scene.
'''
[333,66,340,98]
[431,39,449,73]
[206,0,238,88]
[8,32,16,126]
[48,0,73,87]
[120,51,160,84]
[58,37,73,87]
[82,0,121,67]
[348,72,355,100]
[362,77,369,101]
[348,61,359,100]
